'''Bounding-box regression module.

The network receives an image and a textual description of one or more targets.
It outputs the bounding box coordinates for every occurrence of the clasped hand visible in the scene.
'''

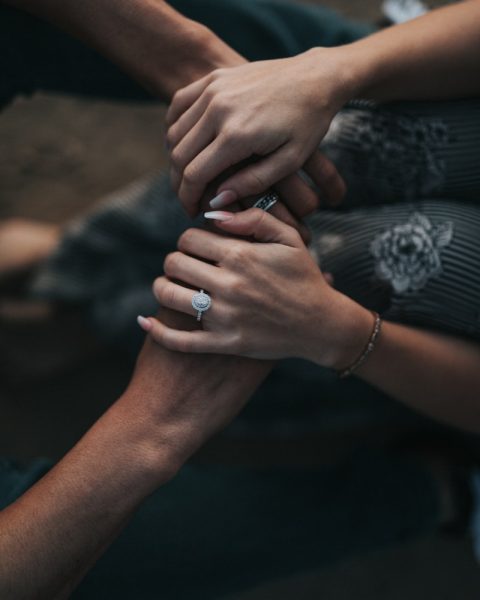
[142,209,365,369]
[166,49,348,221]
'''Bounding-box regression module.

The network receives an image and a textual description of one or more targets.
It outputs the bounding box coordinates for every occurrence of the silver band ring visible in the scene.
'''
[253,192,279,212]
[191,289,212,321]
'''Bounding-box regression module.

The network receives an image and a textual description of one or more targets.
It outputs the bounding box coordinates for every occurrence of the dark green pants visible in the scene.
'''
[0,452,438,600]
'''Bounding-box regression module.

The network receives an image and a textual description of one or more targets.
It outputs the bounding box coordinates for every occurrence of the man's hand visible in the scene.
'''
[126,307,272,471]
[0,305,272,599]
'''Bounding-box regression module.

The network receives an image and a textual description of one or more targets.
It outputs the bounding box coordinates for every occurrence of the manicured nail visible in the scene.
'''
[209,190,237,209]
[204,211,234,222]
[137,315,153,332]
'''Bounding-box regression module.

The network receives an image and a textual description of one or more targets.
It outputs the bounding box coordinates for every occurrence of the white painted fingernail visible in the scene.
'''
[137,315,153,331]
[204,211,234,222]
[209,190,237,209]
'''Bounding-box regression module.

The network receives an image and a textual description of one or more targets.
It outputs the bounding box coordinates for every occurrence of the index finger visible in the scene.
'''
[166,74,212,127]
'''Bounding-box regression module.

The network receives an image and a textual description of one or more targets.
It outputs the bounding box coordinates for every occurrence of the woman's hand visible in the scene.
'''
[166,48,352,217]
[140,209,372,369]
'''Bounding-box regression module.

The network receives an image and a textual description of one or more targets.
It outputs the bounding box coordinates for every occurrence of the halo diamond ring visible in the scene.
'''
[192,289,212,321]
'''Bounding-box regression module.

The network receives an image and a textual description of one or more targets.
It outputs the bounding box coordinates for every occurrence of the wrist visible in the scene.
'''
[304,46,368,110]
[305,292,374,370]
[149,21,244,99]
[306,42,381,108]
[109,391,184,489]
[335,37,393,102]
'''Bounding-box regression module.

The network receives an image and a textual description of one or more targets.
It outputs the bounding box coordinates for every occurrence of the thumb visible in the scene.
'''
[204,208,301,247]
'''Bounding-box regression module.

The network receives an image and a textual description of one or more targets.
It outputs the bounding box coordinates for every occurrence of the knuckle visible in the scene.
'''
[152,276,164,299]
[177,228,196,251]
[224,243,248,265]
[295,154,306,171]
[287,152,303,172]
[304,195,320,214]
[149,325,164,346]
[171,88,185,105]
[169,146,183,167]
[232,330,246,354]
[223,275,244,299]
[251,207,267,222]
[170,146,185,171]
[212,67,226,79]
[244,170,267,193]
[174,336,192,353]
[319,158,338,182]
[183,164,201,186]
[219,308,235,327]
[165,126,177,148]
[163,251,182,275]
[221,124,242,143]
[159,284,176,307]
[289,228,303,246]
[250,207,269,230]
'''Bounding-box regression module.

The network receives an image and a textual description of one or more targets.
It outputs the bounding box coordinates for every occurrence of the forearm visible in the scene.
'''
[0,314,270,599]
[306,297,480,431]
[0,391,174,600]
[341,0,480,102]
[355,321,480,432]
[2,0,243,99]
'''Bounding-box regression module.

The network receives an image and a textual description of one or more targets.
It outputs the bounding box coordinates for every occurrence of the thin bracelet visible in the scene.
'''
[338,311,382,379]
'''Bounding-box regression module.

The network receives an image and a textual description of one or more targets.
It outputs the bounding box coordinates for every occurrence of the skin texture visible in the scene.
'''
[167,0,480,213]
[144,211,480,432]
[166,50,350,211]
[3,0,343,232]
[147,208,372,368]
[0,2,275,597]
[0,308,271,600]
[2,0,480,595]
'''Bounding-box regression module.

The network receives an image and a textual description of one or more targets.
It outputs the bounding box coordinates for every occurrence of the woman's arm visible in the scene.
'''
[142,209,480,433]
[166,0,480,208]
[353,320,480,433]
[348,0,480,101]
[0,310,270,599]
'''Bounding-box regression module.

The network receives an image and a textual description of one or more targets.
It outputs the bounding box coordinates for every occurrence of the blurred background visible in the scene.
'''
[1,0,479,598]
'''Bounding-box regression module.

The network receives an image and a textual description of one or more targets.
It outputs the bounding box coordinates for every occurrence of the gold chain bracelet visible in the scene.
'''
[338,311,382,379]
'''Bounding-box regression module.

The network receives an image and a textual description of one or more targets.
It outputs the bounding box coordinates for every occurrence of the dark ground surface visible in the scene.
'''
[1,0,479,598]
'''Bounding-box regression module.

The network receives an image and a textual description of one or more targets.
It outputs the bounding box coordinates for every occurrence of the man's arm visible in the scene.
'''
[0,311,271,599]
[2,0,335,223]
[2,0,244,99]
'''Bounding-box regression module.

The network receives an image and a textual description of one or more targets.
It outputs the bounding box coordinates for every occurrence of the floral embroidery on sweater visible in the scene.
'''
[370,212,453,293]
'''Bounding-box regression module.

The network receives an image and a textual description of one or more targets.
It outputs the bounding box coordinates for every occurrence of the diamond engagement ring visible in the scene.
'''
[192,289,212,321]
[253,192,279,212]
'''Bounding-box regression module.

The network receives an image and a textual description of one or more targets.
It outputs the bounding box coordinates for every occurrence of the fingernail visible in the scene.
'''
[204,211,234,222]
[137,315,153,332]
[209,190,237,209]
